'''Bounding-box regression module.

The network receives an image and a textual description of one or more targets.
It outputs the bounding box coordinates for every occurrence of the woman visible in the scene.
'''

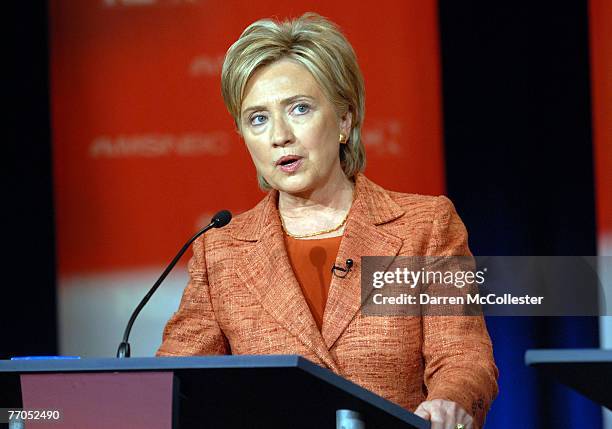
[158,13,498,429]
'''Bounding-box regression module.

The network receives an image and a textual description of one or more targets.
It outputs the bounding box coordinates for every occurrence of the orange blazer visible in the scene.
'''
[157,174,498,428]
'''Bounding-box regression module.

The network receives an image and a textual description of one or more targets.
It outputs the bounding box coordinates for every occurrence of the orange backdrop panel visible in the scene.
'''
[50,0,444,275]
[589,0,612,239]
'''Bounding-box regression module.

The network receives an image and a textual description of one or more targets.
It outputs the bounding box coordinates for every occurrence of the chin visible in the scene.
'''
[272,175,314,195]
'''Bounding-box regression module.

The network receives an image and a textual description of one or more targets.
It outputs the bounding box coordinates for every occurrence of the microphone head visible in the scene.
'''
[211,210,232,228]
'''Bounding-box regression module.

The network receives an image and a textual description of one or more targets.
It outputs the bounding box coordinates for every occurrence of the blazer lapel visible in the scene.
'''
[231,174,405,364]
[322,175,405,350]
[233,192,340,371]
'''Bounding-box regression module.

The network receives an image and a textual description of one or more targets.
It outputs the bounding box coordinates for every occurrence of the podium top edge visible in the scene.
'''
[525,348,612,366]
[0,355,307,373]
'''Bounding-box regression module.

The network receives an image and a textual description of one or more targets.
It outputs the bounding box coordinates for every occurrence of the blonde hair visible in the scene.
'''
[221,13,366,190]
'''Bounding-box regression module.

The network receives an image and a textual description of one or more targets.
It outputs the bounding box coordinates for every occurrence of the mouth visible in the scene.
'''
[275,155,304,173]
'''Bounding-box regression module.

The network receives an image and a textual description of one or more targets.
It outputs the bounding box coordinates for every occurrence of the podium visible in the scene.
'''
[0,355,429,429]
[525,348,612,409]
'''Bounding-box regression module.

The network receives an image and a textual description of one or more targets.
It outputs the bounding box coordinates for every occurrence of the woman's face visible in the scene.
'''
[240,59,351,196]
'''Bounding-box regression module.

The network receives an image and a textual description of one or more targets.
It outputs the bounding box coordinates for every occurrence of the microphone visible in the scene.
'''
[331,259,353,278]
[116,210,232,358]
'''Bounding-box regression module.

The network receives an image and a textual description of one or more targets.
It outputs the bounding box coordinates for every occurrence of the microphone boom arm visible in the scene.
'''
[116,210,231,358]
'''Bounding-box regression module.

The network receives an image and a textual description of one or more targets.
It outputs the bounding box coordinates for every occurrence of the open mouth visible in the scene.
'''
[276,156,303,172]
[280,158,298,166]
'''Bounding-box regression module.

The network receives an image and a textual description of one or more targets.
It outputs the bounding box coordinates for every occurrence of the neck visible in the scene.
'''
[279,172,354,215]
[278,170,355,238]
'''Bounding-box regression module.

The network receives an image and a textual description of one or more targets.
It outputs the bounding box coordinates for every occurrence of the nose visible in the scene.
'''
[270,113,294,147]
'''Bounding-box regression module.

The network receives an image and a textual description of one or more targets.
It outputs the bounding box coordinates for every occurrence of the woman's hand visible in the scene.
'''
[414,399,473,429]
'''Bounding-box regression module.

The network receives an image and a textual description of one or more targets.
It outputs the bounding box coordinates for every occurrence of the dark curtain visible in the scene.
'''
[5,2,57,360]
[439,1,601,427]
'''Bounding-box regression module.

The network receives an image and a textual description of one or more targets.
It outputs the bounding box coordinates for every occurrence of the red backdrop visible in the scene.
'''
[589,0,612,361]
[589,0,612,243]
[49,0,445,277]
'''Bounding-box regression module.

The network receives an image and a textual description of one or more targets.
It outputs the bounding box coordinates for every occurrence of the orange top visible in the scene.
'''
[283,234,342,331]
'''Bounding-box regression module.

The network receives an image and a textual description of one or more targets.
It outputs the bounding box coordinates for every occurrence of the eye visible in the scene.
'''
[250,114,267,126]
[292,103,311,115]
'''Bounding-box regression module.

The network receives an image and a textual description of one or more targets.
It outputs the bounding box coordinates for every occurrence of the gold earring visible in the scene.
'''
[339,133,348,144]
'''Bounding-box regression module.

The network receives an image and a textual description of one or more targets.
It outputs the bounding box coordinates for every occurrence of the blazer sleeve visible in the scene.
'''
[421,196,499,429]
[156,234,229,356]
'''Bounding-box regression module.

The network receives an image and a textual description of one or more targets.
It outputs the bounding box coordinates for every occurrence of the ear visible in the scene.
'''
[339,109,353,138]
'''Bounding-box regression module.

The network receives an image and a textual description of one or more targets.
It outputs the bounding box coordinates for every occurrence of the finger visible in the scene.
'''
[443,402,459,429]
[428,408,446,429]
[457,413,473,429]
[454,406,474,429]
[444,419,457,429]
[414,404,431,420]
[462,415,474,429]
[450,418,473,429]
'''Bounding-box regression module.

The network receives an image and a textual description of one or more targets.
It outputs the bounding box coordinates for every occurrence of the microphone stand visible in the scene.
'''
[116,210,231,358]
